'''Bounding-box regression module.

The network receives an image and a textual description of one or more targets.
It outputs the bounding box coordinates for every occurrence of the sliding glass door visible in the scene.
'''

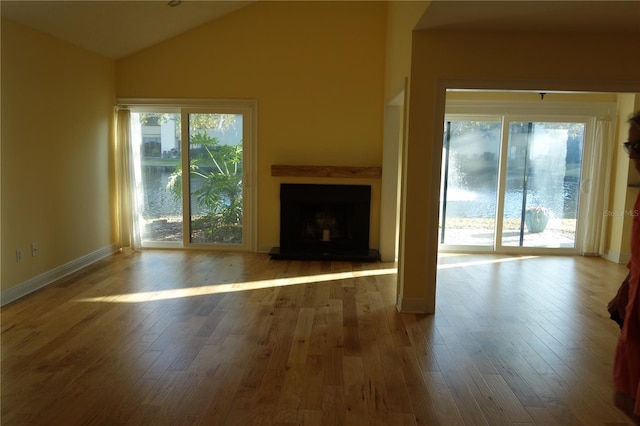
[439,118,501,247]
[132,110,183,244]
[439,115,587,253]
[501,121,585,248]
[129,102,256,251]
[187,112,244,245]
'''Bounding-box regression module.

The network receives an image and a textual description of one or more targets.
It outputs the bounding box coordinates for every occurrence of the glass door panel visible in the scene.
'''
[187,113,244,245]
[439,119,501,247]
[131,112,183,244]
[501,121,584,248]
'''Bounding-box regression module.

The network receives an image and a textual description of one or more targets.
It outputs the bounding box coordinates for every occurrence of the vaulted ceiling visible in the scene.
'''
[1,1,255,59]
[2,1,639,60]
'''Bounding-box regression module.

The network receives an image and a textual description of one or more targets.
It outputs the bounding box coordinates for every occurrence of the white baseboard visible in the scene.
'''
[1,244,118,306]
[258,244,276,254]
[603,250,629,265]
[396,295,434,314]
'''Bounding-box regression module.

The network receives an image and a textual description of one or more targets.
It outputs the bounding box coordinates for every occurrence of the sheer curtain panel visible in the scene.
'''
[579,117,613,255]
[116,108,142,250]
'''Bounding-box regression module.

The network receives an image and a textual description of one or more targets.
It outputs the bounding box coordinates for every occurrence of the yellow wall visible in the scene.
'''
[609,94,640,262]
[116,1,387,251]
[377,1,429,264]
[402,30,640,313]
[384,1,430,101]
[1,19,116,291]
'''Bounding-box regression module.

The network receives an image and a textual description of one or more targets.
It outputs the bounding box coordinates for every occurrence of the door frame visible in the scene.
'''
[119,98,258,252]
[439,98,614,255]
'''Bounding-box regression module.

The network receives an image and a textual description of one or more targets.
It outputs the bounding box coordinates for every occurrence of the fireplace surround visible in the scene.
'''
[269,183,379,261]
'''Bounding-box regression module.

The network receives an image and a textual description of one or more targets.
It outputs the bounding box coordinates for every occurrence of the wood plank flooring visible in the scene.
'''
[1,250,636,425]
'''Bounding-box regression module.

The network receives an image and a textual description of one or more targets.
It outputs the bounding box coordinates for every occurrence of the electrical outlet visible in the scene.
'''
[16,249,22,262]
[31,242,38,257]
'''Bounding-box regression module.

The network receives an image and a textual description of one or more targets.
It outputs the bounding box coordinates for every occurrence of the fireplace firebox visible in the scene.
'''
[269,184,379,261]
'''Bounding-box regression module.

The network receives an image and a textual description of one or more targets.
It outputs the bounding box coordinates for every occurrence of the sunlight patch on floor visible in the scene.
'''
[437,254,540,269]
[76,268,398,303]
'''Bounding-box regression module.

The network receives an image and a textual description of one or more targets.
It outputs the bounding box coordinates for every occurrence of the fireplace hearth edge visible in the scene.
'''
[269,246,380,262]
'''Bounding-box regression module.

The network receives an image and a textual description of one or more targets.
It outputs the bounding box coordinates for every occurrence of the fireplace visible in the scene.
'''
[269,183,379,261]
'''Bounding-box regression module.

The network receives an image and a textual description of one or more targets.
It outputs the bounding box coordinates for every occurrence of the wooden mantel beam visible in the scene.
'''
[271,165,382,179]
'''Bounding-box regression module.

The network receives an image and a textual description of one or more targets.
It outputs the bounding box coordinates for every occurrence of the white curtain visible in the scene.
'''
[579,117,613,255]
[116,108,143,250]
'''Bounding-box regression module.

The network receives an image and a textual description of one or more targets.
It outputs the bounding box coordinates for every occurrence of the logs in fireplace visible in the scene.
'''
[269,183,379,261]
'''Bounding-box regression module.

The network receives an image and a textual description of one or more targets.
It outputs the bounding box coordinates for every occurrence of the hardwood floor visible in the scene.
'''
[1,250,636,425]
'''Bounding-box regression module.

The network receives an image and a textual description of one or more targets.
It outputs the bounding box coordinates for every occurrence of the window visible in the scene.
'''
[142,137,162,158]
[123,100,257,251]
[439,99,614,254]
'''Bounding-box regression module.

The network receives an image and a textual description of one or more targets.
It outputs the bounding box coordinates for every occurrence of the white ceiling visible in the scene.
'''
[2,1,639,60]
[1,0,255,59]
[417,0,640,33]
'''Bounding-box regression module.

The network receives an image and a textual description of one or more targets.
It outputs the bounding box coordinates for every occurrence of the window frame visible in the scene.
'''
[120,99,258,252]
[440,99,615,255]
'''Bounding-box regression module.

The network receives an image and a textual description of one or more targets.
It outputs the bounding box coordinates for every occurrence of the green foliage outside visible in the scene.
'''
[162,114,243,244]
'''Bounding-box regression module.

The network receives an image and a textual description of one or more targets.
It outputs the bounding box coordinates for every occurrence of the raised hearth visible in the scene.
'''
[270,183,379,261]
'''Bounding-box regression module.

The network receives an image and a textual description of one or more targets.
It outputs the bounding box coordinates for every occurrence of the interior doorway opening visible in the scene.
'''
[438,90,617,255]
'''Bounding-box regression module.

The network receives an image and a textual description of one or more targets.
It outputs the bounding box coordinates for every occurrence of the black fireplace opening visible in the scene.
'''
[269,183,379,261]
